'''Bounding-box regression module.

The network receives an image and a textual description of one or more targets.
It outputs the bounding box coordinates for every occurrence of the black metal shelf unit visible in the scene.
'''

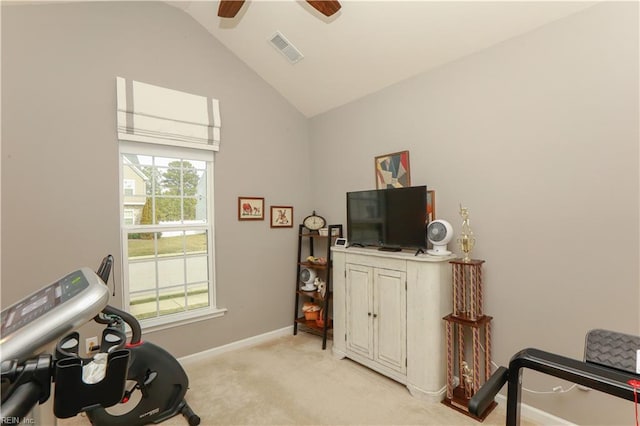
[293,224,343,349]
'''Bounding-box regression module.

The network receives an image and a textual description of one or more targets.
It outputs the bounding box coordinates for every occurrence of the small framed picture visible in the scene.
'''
[427,190,436,222]
[270,206,293,228]
[238,197,264,220]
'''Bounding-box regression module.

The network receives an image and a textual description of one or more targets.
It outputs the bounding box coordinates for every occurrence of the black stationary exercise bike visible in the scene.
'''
[0,255,201,426]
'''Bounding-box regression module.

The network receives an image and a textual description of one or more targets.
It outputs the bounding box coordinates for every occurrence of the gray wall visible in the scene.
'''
[2,1,638,424]
[1,2,312,355]
[310,2,638,424]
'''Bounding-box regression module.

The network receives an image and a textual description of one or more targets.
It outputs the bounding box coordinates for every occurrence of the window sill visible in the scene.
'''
[139,307,228,334]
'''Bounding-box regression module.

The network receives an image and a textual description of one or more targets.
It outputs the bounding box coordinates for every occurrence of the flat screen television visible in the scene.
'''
[346,185,428,251]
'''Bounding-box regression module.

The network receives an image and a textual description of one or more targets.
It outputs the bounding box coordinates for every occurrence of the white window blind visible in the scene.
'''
[116,77,221,151]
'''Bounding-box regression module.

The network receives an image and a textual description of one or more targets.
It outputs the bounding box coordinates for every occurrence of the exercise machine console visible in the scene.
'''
[1,259,200,426]
[1,268,109,363]
[1,268,119,422]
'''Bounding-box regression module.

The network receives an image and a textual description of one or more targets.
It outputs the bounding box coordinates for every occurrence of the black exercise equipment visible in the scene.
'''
[0,256,201,426]
[469,329,640,425]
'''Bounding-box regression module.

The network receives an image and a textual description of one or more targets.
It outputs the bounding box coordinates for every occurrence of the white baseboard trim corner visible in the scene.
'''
[178,325,294,366]
[494,394,576,426]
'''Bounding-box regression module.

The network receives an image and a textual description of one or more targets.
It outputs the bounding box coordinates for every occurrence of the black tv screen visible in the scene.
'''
[346,185,428,249]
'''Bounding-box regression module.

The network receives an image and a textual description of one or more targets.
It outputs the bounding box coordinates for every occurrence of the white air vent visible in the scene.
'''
[269,31,304,64]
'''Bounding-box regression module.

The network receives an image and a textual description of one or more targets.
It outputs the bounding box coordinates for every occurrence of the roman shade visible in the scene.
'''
[116,77,221,151]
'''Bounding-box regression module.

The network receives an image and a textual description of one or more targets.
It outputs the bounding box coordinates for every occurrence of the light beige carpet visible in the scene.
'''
[59,333,535,425]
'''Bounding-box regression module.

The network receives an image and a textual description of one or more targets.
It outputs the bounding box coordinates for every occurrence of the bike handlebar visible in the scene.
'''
[95,255,142,344]
[102,305,142,344]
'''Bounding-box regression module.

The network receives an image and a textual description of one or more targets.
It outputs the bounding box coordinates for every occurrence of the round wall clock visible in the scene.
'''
[303,211,326,231]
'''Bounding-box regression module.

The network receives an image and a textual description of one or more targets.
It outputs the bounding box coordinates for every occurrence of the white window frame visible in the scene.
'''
[119,140,226,332]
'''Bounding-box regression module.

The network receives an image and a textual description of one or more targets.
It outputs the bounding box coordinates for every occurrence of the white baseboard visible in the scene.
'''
[494,394,576,426]
[178,325,293,366]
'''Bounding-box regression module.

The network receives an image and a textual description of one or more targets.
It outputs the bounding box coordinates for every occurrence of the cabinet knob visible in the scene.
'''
[373,314,378,318]
[368,312,371,316]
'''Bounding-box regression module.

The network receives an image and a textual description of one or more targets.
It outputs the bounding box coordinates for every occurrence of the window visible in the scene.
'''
[123,179,135,196]
[120,141,224,329]
[123,209,135,226]
[116,76,223,329]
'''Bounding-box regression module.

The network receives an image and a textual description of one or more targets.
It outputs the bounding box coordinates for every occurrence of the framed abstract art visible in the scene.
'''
[375,150,411,189]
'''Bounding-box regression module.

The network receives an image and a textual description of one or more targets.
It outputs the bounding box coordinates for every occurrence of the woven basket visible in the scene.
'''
[304,311,319,321]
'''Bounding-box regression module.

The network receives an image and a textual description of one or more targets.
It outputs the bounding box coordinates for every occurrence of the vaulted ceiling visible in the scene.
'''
[171,1,597,117]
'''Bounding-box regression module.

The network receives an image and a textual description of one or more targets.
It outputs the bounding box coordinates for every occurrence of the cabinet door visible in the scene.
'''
[374,268,407,374]
[345,264,374,359]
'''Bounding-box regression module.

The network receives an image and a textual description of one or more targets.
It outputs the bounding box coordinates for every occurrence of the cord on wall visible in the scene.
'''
[479,342,583,395]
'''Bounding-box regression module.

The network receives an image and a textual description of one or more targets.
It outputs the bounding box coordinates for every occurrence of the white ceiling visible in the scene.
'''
[170,0,598,117]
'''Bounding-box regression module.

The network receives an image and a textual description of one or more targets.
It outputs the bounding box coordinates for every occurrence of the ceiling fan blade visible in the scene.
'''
[218,0,246,18]
[306,0,341,17]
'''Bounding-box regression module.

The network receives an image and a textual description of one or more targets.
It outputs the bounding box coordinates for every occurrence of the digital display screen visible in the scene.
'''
[21,295,49,316]
[1,270,89,335]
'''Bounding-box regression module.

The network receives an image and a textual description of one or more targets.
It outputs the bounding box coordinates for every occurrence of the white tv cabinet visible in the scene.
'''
[331,246,453,402]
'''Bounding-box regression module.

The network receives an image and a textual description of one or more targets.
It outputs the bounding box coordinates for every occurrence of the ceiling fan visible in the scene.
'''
[218,1,341,18]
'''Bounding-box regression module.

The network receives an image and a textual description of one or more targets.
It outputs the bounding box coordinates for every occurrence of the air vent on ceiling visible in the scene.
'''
[269,31,304,64]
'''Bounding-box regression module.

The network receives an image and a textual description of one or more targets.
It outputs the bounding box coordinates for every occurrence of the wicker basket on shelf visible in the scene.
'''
[302,302,320,320]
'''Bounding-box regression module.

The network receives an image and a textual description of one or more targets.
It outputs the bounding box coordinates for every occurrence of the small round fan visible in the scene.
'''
[299,268,317,289]
[426,219,453,256]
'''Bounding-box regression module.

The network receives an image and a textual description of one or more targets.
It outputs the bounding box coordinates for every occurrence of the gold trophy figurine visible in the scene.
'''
[461,361,474,399]
[458,204,475,262]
